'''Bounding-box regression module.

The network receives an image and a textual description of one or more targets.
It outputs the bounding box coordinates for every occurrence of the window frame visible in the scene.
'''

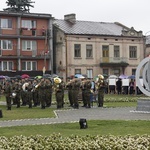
[1,18,12,29]
[22,61,37,71]
[22,40,37,51]
[74,44,81,58]
[1,61,13,71]
[114,45,120,58]
[129,46,137,58]
[86,44,93,58]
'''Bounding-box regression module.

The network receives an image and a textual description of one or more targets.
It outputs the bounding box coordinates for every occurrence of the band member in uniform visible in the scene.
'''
[96,74,106,107]
[84,79,92,108]
[3,80,12,110]
[45,78,53,107]
[53,77,64,109]
[66,79,73,107]
[72,78,81,109]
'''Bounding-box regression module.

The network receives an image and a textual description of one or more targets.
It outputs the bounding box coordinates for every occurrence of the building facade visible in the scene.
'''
[53,14,145,81]
[0,11,53,77]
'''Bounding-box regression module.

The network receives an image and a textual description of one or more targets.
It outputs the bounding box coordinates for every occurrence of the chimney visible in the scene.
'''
[64,13,76,24]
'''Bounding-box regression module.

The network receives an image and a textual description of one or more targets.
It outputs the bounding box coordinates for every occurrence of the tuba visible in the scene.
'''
[53,77,62,92]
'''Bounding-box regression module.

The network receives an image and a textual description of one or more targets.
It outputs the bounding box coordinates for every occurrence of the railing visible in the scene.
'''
[100,57,128,63]
[0,27,50,37]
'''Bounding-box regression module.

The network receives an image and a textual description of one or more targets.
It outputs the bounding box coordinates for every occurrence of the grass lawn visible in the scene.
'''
[0,93,149,138]
[0,120,149,137]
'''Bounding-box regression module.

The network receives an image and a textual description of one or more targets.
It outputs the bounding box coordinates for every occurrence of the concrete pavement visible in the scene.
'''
[0,106,149,127]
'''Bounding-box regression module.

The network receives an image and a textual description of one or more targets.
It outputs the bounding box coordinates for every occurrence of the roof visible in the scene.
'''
[53,19,128,36]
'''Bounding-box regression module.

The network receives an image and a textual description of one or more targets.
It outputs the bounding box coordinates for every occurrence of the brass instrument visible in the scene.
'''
[53,77,62,92]
[22,82,29,91]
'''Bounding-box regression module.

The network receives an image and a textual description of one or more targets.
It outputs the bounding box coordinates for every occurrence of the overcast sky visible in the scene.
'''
[0,0,150,35]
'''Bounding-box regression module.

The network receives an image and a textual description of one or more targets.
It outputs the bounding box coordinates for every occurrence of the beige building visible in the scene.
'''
[53,14,145,81]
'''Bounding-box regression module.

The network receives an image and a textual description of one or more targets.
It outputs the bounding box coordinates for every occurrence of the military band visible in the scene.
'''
[0,74,106,110]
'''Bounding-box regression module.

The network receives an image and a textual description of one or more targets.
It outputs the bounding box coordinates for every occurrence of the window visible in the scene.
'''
[113,69,120,76]
[1,19,12,29]
[0,40,12,50]
[102,45,109,57]
[86,44,93,58]
[75,69,81,74]
[129,46,137,58]
[22,40,37,51]
[74,44,81,57]
[22,61,37,71]
[114,46,120,58]
[1,61,13,71]
[103,69,108,75]
[87,69,93,78]
[21,20,36,29]
[132,69,136,75]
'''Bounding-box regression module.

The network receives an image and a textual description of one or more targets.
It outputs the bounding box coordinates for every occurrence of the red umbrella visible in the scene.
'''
[21,74,30,79]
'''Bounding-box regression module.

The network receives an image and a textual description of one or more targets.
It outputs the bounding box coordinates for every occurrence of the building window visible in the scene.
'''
[74,44,81,57]
[114,46,120,58]
[0,40,12,50]
[103,69,108,75]
[1,61,13,71]
[102,45,109,57]
[75,69,81,74]
[21,20,36,29]
[132,69,136,75]
[129,46,137,58]
[114,69,120,76]
[22,40,37,51]
[86,44,93,58]
[22,61,37,71]
[87,69,93,78]
[1,19,12,29]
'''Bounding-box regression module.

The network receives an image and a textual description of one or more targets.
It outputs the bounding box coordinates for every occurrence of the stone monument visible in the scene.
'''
[136,57,150,111]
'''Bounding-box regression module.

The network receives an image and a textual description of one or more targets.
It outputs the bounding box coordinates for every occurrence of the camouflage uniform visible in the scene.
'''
[38,79,46,109]
[45,79,53,107]
[4,80,12,110]
[97,80,106,107]
[26,81,33,108]
[54,81,64,109]
[84,80,92,108]
[66,80,73,107]
[32,80,39,107]
[14,81,21,108]
[72,79,80,109]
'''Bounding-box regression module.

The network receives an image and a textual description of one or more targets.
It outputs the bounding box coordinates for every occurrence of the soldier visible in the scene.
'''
[80,78,87,107]
[21,79,27,106]
[72,78,81,109]
[66,79,73,107]
[32,79,39,107]
[84,79,92,108]
[14,80,21,108]
[38,78,46,109]
[3,80,12,110]
[26,80,33,108]
[96,74,106,107]
[53,77,64,109]
[45,78,53,107]
[11,79,17,105]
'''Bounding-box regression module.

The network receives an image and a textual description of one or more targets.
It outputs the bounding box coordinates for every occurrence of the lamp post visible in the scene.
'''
[42,50,49,75]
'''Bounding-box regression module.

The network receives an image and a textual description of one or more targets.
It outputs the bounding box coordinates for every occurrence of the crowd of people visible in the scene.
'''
[0,74,107,110]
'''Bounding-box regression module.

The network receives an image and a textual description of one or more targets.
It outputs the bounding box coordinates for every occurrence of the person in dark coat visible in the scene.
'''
[116,78,122,94]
